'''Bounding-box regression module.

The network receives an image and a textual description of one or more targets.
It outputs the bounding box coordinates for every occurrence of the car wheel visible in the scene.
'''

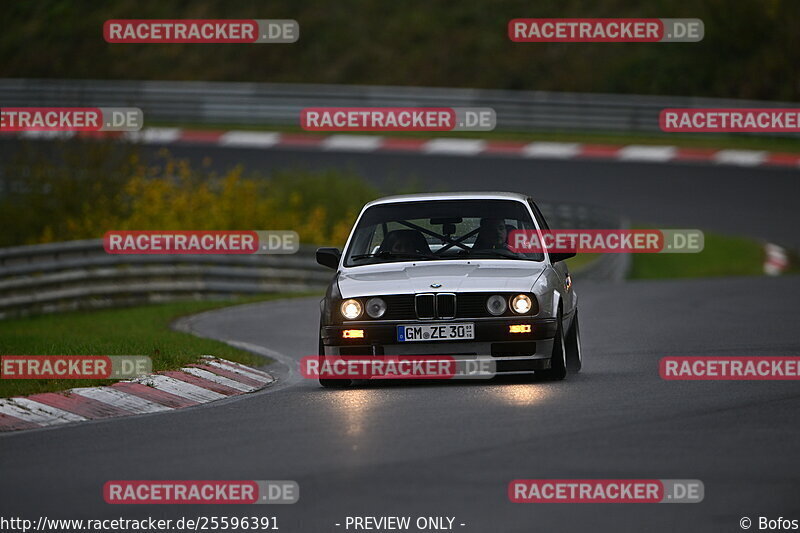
[318,334,353,388]
[565,309,582,373]
[540,309,567,381]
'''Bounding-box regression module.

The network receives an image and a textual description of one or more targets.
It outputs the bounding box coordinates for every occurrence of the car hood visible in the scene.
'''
[337,260,546,297]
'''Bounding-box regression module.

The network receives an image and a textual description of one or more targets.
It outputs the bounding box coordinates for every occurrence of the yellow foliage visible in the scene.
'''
[2,148,382,248]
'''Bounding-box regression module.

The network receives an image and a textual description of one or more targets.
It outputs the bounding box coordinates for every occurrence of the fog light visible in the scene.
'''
[509,324,531,333]
[342,329,364,339]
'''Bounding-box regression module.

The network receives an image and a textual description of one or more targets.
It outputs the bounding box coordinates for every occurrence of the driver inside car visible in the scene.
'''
[379,229,432,255]
[472,218,511,250]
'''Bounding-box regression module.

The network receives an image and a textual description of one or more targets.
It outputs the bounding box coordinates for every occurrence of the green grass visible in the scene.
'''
[0,294,314,398]
[158,121,800,154]
[630,232,766,279]
[565,253,601,272]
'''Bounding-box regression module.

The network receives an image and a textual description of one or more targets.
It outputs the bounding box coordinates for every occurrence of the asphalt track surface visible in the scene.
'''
[151,144,800,248]
[1,143,799,532]
[2,139,800,246]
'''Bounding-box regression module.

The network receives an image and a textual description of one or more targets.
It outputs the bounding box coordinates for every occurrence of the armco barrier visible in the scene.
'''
[0,204,628,319]
[0,242,331,318]
[0,79,797,136]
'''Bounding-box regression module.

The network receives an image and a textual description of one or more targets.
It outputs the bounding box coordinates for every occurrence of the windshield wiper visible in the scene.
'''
[350,251,435,261]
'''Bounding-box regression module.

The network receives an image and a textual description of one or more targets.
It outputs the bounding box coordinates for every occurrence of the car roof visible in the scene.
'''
[364,191,530,208]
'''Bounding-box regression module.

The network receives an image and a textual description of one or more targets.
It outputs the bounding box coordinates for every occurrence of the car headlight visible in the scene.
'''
[486,294,507,316]
[510,294,533,314]
[340,299,363,320]
[366,297,387,318]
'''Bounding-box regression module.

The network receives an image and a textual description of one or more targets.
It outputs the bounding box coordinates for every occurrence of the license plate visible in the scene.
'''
[397,323,475,342]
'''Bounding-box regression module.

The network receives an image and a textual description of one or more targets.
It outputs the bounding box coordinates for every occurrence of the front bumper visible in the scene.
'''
[321,317,557,372]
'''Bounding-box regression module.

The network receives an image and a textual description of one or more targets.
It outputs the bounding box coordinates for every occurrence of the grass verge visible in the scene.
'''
[565,253,601,272]
[0,294,315,398]
[630,232,767,279]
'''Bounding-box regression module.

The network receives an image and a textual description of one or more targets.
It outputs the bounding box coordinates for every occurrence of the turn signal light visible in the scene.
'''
[342,329,365,339]
[509,324,531,333]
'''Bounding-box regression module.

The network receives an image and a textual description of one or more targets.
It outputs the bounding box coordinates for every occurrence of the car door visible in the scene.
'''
[527,198,576,319]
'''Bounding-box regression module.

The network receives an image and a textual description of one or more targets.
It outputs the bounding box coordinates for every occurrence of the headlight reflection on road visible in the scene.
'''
[326,388,382,441]
[486,384,553,407]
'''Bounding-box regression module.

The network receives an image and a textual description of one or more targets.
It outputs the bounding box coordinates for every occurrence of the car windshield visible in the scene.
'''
[344,199,544,266]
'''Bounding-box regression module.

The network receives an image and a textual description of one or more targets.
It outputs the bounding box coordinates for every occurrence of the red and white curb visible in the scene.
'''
[764,243,789,276]
[0,356,273,432]
[10,128,800,169]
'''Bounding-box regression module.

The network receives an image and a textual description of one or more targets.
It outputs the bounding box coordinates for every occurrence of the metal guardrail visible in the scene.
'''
[0,241,331,319]
[1,78,796,135]
[0,203,628,319]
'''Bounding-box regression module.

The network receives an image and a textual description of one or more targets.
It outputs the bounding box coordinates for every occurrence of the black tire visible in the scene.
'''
[565,309,583,373]
[318,335,352,388]
[539,309,567,381]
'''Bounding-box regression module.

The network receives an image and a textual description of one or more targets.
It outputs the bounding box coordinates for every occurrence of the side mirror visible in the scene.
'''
[316,247,341,269]
[549,252,576,263]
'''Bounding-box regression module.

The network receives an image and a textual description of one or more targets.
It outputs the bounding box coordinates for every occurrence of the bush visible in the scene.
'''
[0,140,382,247]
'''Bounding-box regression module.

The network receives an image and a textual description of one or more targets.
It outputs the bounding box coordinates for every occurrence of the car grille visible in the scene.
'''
[437,293,456,319]
[415,294,436,319]
[365,292,527,320]
[455,293,491,318]
[382,295,416,320]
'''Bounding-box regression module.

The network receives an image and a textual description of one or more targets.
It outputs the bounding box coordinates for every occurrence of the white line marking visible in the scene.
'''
[765,243,788,260]
[422,138,486,155]
[205,359,272,383]
[215,358,273,379]
[124,128,182,144]
[0,399,67,426]
[201,355,272,379]
[72,387,171,413]
[181,367,255,392]
[133,374,227,403]
[219,131,281,147]
[713,149,767,166]
[19,131,76,140]
[523,142,581,158]
[764,243,789,276]
[0,400,48,426]
[6,398,86,425]
[617,145,677,162]
[322,134,383,151]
